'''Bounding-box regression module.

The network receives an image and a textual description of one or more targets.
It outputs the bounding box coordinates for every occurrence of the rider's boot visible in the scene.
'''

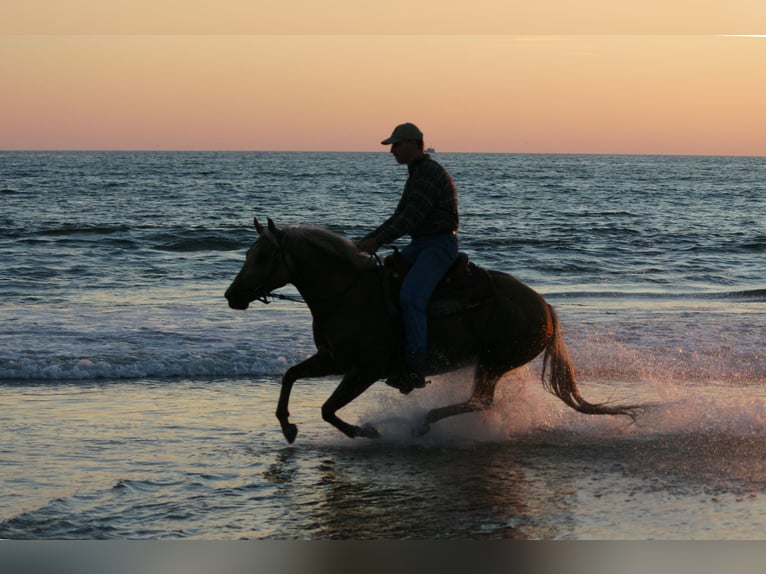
[386,356,430,395]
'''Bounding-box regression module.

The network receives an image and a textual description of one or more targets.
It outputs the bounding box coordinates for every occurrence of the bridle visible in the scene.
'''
[252,243,382,306]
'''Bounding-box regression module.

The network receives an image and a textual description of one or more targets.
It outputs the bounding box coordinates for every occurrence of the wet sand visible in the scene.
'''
[3,372,766,539]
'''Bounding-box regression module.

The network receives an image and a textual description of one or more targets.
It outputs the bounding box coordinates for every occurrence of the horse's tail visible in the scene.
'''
[542,304,638,419]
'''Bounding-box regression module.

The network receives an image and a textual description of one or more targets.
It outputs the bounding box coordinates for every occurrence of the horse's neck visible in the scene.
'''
[286,247,361,310]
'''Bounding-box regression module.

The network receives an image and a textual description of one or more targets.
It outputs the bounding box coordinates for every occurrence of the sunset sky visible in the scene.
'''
[2,1,765,155]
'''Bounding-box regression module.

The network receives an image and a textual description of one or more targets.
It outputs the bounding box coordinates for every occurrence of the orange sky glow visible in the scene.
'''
[2,1,766,155]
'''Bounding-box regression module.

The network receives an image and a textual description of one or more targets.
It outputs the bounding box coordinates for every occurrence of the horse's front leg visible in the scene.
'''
[321,369,380,439]
[277,349,338,443]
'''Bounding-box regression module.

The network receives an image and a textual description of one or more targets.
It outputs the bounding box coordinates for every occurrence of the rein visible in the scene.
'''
[256,252,382,306]
[256,292,305,305]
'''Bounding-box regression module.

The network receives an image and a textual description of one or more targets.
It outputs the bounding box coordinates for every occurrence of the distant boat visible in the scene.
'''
[426,146,436,154]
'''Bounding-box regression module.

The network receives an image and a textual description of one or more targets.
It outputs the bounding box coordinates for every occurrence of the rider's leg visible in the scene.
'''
[398,233,458,382]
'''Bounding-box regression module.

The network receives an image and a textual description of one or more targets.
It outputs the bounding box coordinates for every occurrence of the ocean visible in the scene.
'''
[0,151,764,540]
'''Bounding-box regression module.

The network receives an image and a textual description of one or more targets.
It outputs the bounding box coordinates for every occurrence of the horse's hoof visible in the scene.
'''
[359,423,380,439]
[415,422,431,437]
[281,423,298,444]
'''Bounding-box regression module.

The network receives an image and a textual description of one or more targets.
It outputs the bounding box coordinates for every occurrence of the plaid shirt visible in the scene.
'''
[366,155,459,246]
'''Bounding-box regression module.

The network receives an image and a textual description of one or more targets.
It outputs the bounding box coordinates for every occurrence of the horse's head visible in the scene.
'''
[225,217,290,310]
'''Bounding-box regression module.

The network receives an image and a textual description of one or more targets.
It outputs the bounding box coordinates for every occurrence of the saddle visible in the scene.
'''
[383,250,495,316]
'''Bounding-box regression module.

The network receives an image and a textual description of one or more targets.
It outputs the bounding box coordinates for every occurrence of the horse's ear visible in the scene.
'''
[255,217,283,245]
[266,218,286,245]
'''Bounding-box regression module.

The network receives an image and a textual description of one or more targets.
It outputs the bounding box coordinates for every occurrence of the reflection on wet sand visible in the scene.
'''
[263,442,579,539]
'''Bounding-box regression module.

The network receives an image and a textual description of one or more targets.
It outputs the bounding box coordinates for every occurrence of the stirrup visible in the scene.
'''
[386,370,431,395]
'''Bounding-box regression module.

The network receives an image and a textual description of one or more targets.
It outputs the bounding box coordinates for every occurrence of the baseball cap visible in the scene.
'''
[381,122,424,145]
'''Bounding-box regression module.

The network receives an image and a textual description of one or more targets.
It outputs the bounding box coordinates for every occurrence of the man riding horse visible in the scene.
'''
[224,125,641,443]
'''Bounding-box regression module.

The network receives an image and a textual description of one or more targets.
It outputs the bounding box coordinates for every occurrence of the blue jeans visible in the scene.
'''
[399,233,459,367]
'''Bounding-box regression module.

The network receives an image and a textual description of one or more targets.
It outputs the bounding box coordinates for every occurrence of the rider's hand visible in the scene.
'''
[356,237,379,255]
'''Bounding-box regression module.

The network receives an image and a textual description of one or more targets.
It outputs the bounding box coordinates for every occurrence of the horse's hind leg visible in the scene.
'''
[418,363,502,435]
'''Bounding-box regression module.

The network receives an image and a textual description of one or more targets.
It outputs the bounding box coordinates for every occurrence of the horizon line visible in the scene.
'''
[2,149,764,159]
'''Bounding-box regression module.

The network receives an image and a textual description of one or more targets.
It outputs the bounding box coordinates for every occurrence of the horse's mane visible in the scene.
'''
[282,225,378,270]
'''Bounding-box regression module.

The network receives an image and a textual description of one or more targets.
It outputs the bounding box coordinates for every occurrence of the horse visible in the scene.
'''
[225,218,639,443]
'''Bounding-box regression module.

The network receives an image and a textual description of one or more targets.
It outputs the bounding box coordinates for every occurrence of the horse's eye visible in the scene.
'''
[254,252,271,265]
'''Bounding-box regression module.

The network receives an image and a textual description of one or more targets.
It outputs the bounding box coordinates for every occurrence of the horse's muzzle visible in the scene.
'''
[224,286,251,310]
[227,298,250,310]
